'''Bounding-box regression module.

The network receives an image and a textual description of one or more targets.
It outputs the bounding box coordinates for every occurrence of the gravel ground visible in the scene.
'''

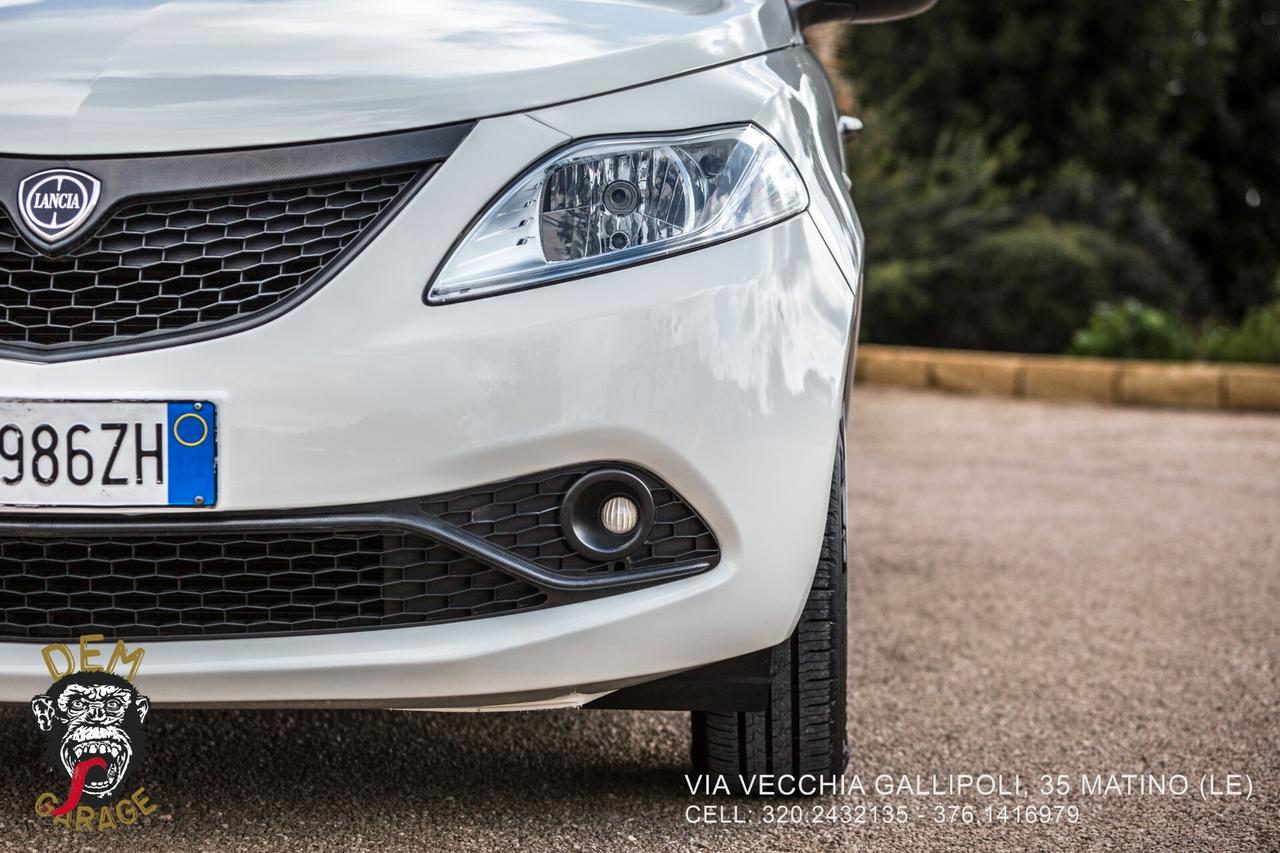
[2,387,1277,852]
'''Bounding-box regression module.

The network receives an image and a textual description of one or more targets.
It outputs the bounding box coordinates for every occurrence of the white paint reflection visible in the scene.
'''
[0,0,782,152]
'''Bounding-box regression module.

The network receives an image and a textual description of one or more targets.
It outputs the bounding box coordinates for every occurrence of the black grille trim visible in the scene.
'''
[0,464,718,642]
[0,122,472,363]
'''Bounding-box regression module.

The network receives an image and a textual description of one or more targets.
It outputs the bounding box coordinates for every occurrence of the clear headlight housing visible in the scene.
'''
[427,124,807,303]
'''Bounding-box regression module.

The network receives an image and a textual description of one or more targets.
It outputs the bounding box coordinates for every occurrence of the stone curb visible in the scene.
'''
[855,345,1280,412]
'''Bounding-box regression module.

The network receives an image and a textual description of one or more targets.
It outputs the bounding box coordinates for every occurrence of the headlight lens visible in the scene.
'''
[427,124,807,303]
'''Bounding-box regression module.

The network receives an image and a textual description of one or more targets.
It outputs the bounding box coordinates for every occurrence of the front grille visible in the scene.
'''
[0,464,719,642]
[0,528,546,640]
[0,170,419,350]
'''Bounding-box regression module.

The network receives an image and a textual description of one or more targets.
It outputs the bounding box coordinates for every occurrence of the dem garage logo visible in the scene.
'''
[30,635,159,832]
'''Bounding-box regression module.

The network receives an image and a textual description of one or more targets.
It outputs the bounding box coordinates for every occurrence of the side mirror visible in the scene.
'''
[838,115,864,140]
[790,0,937,27]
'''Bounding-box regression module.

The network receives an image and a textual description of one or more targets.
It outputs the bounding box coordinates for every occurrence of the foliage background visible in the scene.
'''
[838,0,1280,361]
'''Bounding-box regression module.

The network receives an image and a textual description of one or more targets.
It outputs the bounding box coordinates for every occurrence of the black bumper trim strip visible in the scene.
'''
[0,510,712,595]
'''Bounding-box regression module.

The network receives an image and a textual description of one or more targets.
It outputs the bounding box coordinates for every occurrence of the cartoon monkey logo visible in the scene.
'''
[31,671,150,804]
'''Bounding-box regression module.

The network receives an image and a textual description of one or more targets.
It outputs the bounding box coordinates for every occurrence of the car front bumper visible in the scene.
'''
[0,53,860,708]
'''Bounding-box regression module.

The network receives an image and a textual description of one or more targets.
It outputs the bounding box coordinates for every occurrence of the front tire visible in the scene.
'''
[690,431,848,782]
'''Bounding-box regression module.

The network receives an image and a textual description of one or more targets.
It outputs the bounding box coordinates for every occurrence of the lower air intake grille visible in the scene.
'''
[0,529,546,640]
[421,466,720,576]
[0,463,719,642]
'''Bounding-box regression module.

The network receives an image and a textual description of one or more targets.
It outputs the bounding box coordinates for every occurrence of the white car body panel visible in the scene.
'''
[0,0,793,155]
[0,28,861,707]
[0,213,853,706]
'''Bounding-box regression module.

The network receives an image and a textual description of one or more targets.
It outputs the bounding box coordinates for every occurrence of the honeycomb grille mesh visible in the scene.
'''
[0,529,546,640]
[420,466,720,576]
[0,170,419,350]
[0,466,718,642]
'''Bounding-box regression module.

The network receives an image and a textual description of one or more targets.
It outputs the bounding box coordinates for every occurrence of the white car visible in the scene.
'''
[0,0,930,781]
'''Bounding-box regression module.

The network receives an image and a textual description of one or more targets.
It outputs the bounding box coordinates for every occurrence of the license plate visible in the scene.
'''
[0,400,217,508]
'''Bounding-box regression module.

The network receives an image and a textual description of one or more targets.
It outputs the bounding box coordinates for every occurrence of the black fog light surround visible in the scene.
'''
[560,469,655,561]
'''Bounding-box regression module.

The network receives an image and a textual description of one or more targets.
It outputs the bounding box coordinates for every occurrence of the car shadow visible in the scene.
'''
[2,705,693,824]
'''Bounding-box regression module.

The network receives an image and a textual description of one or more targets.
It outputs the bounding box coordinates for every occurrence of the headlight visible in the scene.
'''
[426,124,807,303]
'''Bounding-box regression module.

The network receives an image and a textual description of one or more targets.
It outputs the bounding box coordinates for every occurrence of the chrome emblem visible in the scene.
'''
[17,168,101,246]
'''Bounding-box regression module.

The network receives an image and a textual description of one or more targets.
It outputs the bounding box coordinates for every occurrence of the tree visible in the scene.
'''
[839,0,1280,350]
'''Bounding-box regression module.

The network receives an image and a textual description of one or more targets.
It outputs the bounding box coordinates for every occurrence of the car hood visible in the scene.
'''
[0,0,794,156]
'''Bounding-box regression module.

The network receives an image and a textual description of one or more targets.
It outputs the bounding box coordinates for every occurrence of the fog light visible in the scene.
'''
[560,469,655,561]
[600,495,639,535]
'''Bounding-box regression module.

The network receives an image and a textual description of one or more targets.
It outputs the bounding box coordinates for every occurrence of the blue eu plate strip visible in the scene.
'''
[167,402,217,506]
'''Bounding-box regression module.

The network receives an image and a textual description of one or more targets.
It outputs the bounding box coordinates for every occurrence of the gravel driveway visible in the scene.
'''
[2,387,1277,851]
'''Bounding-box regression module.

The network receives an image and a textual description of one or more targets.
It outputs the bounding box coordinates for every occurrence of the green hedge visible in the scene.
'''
[1067,299,1280,364]
[1200,302,1280,364]
[1068,300,1193,360]
[862,219,1177,355]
